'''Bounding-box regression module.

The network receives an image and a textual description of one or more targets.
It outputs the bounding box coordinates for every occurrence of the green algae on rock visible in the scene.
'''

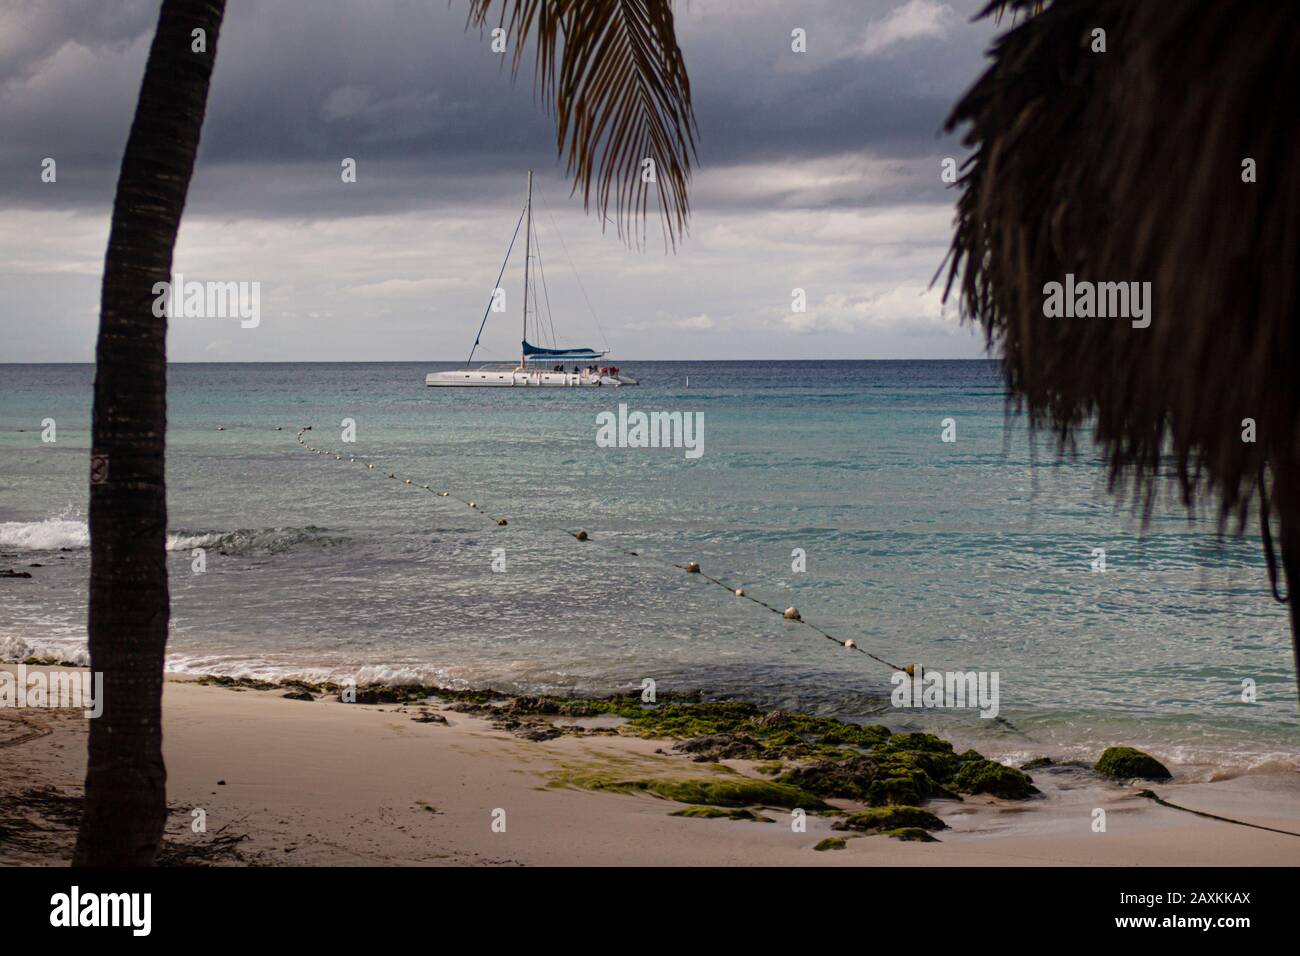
[831,805,948,833]
[21,656,84,668]
[813,837,848,851]
[884,826,938,842]
[776,740,1034,806]
[621,702,892,759]
[671,806,774,822]
[1095,747,1171,780]
[188,677,1032,830]
[953,759,1039,799]
[196,674,280,691]
[549,768,831,810]
[778,754,935,806]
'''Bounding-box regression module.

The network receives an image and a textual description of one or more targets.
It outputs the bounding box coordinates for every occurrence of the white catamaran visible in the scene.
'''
[425,172,637,388]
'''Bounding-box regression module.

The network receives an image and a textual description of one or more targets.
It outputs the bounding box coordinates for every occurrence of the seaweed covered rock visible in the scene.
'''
[670,806,773,821]
[620,701,763,741]
[674,733,769,762]
[873,746,963,794]
[779,754,934,806]
[775,735,1008,804]
[550,769,830,810]
[953,759,1039,799]
[813,837,848,851]
[516,725,562,742]
[1095,747,1171,780]
[831,805,948,833]
[621,702,890,759]
[884,826,938,842]
[503,694,562,715]
[346,685,428,704]
[778,756,880,801]
[197,674,279,691]
[889,732,955,753]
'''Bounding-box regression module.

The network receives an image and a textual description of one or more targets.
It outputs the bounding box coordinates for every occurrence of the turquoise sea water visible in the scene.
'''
[1,360,1295,770]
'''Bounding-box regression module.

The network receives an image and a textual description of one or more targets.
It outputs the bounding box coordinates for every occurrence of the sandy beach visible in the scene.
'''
[3,663,1297,867]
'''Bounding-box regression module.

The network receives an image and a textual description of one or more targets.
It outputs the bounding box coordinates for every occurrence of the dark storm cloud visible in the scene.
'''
[0,0,158,85]
[0,0,1000,363]
[0,0,995,216]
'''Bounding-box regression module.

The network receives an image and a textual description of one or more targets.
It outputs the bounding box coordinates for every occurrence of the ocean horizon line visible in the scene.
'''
[0,357,1000,367]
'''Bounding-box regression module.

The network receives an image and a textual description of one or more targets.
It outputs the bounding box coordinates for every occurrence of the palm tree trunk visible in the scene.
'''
[1279,475,1300,710]
[73,0,226,867]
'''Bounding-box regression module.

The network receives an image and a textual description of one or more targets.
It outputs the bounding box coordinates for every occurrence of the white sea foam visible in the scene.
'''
[161,654,454,688]
[2,638,451,689]
[0,517,90,551]
[0,633,90,666]
[0,517,339,554]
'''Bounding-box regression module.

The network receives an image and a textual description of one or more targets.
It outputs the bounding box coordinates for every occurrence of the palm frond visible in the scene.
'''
[988,0,1046,25]
[466,0,697,249]
[943,0,1300,533]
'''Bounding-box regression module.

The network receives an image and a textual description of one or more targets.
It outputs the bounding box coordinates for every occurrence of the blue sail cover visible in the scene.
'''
[521,340,607,363]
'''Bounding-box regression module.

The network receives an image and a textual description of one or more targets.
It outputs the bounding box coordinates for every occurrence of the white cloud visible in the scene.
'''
[0,157,984,361]
[626,313,714,332]
[858,0,954,57]
[693,153,915,210]
[782,285,959,335]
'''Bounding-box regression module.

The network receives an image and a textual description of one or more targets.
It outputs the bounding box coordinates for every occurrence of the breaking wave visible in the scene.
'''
[0,634,89,667]
[165,526,348,556]
[0,517,345,556]
[0,517,89,551]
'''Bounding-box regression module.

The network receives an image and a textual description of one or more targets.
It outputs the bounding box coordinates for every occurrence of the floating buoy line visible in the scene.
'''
[291,426,915,677]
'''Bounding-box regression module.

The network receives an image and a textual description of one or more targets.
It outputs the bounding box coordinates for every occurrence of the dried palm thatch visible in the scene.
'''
[467,0,698,249]
[942,0,1300,694]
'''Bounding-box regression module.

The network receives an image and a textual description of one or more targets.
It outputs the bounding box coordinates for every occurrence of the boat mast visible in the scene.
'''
[521,170,532,367]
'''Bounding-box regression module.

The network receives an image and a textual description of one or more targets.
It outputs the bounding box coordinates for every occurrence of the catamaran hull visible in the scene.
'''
[425,369,637,387]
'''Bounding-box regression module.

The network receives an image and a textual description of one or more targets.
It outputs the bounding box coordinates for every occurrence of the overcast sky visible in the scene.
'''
[0,0,1003,362]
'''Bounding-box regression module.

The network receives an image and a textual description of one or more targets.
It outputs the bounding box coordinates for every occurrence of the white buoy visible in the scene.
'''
[783,607,800,621]
[844,639,856,649]
[735,588,745,597]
